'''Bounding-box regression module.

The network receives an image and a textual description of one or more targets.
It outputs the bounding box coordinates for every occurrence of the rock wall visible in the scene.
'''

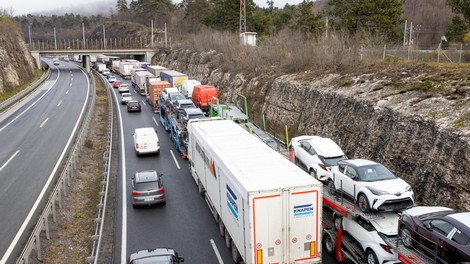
[153,49,470,211]
[0,19,37,93]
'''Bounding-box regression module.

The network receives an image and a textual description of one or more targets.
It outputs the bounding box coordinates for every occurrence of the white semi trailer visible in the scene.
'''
[188,119,323,264]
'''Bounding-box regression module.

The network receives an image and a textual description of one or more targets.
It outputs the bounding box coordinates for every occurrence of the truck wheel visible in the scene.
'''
[323,233,335,255]
[366,250,378,264]
[225,228,231,249]
[219,219,225,237]
[231,240,241,263]
[358,194,371,213]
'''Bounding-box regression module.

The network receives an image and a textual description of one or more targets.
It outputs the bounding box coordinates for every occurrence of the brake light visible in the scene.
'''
[132,191,140,196]
[157,141,160,147]
[135,143,139,149]
[380,243,392,254]
[319,164,328,171]
[156,187,165,194]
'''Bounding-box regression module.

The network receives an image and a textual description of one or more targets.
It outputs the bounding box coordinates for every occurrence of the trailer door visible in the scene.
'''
[288,188,321,263]
[251,193,284,264]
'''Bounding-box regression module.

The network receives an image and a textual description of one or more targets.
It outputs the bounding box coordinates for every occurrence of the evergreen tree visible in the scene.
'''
[295,0,324,38]
[446,16,468,43]
[116,0,128,13]
[447,0,470,25]
[327,0,404,40]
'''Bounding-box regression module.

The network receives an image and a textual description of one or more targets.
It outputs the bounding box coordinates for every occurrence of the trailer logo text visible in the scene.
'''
[226,185,239,221]
[294,204,314,217]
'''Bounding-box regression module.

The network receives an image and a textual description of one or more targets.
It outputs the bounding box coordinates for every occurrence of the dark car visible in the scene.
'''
[399,206,470,263]
[127,100,141,112]
[131,170,165,207]
[128,248,184,263]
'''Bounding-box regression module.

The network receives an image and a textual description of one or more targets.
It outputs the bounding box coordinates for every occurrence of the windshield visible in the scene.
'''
[121,84,128,87]
[180,103,195,108]
[122,94,132,98]
[357,164,397,181]
[320,155,348,167]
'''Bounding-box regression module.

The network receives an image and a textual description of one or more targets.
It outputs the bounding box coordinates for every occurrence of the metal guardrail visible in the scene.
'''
[86,71,114,264]
[15,67,97,264]
[0,69,50,113]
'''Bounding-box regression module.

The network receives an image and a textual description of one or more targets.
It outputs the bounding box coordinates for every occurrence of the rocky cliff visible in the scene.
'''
[0,17,37,94]
[153,49,470,211]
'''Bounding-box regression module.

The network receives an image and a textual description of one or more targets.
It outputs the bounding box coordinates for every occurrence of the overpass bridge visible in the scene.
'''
[30,48,157,70]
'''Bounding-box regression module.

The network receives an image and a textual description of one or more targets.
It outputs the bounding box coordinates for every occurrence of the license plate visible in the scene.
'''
[144,198,153,201]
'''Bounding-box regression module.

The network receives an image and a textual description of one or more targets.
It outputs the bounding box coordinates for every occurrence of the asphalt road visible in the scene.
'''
[0,59,90,264]
[108,74,339,264]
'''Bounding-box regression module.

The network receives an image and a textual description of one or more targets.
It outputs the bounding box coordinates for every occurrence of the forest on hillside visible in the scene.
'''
[7,0,470,49]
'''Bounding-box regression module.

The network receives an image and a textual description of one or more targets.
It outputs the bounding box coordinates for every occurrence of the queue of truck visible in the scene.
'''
[96,55,469,264]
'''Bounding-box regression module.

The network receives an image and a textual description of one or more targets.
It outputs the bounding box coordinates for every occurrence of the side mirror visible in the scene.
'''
[159,173,164,177]
[424,221,431,229]
[178,256,184,262]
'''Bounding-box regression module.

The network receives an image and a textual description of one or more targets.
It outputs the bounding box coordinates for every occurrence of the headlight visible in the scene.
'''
[405,185,412,192]
[366,186,389,196]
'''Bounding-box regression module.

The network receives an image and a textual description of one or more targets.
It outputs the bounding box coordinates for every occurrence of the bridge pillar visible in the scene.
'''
[30,51,41,69]
[145,51,156,63]
[82,55,91,72]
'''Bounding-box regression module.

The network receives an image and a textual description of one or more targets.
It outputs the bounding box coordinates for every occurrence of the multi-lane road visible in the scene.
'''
[0,60,90,264]
[0,60,336,264]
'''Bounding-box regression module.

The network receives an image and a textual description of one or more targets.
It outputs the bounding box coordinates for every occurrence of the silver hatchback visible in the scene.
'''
[131,170,165,207]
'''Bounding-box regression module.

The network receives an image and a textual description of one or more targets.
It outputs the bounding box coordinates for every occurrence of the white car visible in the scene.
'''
[133,127,160,156]
[118,83,130,93]
[108,75,116,83]
[342,212,400,264]
[330,159,414,213]
[291,136,347,181]
[120,93,133,105]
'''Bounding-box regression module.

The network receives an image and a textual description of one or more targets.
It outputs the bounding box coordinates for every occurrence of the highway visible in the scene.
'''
[0,59,90,264]
[107,74,338,263]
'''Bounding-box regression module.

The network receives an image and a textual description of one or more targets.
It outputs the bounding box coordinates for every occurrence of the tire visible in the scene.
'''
[400,226,414,248]
[327,181,336,196]
[219,219,225,237]
[231,240,241,263]
[309,169,317,180]
[225,228,231,249]
[323,233,335,255]
[358,193,371,213]
[366,249,379,264]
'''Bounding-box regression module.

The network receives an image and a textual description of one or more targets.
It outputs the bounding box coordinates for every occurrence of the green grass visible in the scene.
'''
[0,69,43,102]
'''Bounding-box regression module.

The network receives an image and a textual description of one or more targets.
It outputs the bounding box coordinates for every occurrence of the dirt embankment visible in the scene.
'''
[153,49,470,210]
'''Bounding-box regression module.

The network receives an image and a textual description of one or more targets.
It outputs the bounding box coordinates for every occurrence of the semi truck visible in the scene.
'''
[147,80,171,113]
[134,71,154,95]
[130,68,146,87]
[119,62,134,79]
[147,65,167,77]
[160,70,188,89]
[188,119,323,264]
[96,62,106,73]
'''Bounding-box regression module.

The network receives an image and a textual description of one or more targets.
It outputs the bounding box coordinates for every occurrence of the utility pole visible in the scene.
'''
[103,24,106,49]
[151,20,154,48]
[403,20,407,46]
[164,23,167,48]
[82,23,86,49]
[28,24,32,48]
[240,0,246,34]
[54,27,57,49]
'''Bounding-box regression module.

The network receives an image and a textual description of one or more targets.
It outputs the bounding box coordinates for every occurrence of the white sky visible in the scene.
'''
[1,0,303,16]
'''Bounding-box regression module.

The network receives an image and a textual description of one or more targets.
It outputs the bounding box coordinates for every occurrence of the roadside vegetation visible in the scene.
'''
[0,69,42,102]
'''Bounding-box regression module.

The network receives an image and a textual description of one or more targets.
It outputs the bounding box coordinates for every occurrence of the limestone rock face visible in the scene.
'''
[0,20,36,94]
[153,49,470,210]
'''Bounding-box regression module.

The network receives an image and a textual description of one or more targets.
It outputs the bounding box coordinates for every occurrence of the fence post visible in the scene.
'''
[285,125,289,149]
[383,44,386,60]
[459,43,463,64]
[262,113,266,131]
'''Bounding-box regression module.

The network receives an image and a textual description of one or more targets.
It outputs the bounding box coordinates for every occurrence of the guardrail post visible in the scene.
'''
[52,197,57,222]
[44,215,50,240]
[63,179,67,197]
[57,188,62,208]
[35,233,42,261]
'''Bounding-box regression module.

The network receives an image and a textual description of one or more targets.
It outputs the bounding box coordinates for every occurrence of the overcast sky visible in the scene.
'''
[2,0,303,16]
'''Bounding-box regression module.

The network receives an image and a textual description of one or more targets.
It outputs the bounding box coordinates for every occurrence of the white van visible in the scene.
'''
[161,87,179,102]
[180,80,201,98]
[133,127,160,156]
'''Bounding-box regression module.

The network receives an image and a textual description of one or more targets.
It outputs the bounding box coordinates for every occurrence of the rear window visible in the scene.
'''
[135,181,160,191]
[131,255,173,264]
[188,114,204,120]
[321,155,348,167]
[180,103,194,108]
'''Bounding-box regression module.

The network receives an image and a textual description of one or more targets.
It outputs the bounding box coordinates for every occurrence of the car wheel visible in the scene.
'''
[358,194,371,213]
[132,203,136,208]
[310,169,317,180]
[323,233,335,255]
[225,228,231,249]
[231,240,241,263]
[327,181,336,196]
[366,249,379,264]
[400,226,414,248]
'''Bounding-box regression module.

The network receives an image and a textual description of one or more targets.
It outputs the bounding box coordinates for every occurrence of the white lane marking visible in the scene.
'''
[70,83,72,86]
[57,101,62,107]
[66,90,69,94]
[0,150,19,173]
[113,83,128,264]
[39,118,49,128]
[1,66,89,264]
[0,68,60,133]
[71,78,73,81]
[140,100,146,106]
[210,239,224,264]
[170,150,180,169]
[152,117,159,127]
